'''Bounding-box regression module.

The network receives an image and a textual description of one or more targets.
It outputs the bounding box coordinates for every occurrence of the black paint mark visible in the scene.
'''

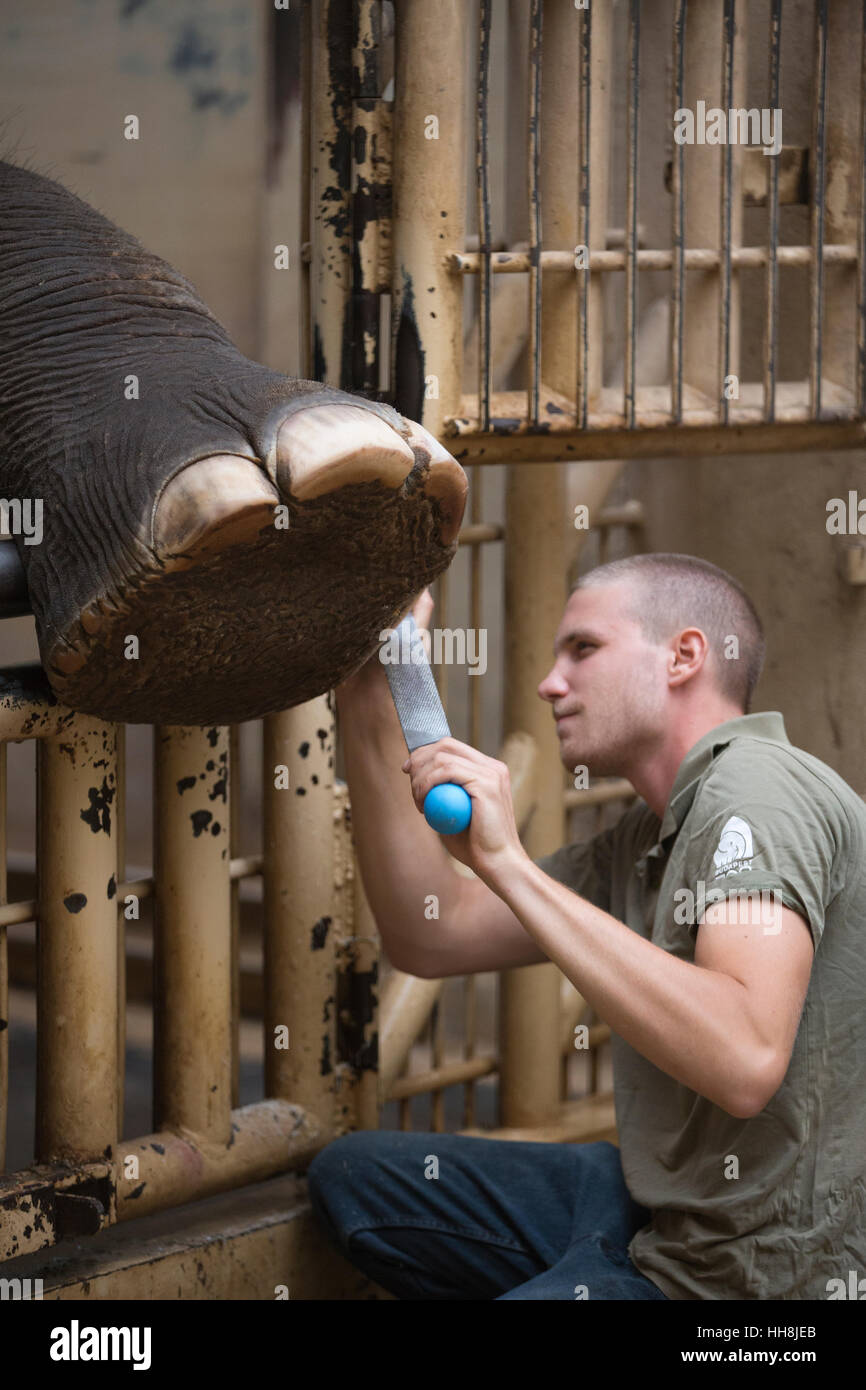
[192,89,248,115]
[298,741,310,758]
[295,786,307,796]
[206,728,219,747]
[320,1034,332,1077]
[191,810,213,837]
[81,777,115,835]
[210,822,221,835]
[336,962,379,1072]
[311,916,331,950]
[64,893,87,914]
[394,270,425,421]
[107,875,116,900]
[150,1143,165,1155]
[170,23,217,73]
[128,1183,146,1200]
[177,776,196,795]
[316,728,328,747]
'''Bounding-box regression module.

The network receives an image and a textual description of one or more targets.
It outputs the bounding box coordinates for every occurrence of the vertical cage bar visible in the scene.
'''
[263,699,336,1133]
[477,0,493,432]
[392,0,467,434]
[469,470,483,750]
[576,4,592,429]
[671,0,686,424]
[434,568,449,709]
[542,0,581,415]
[229,724,241,1110]
[36,719,119,1162]
[347,831,381,1132]
[153,726,231,1141]
[624,0,640,428]
[300,0,313,380]
[431,999,444,1131]
[718,0,735,424]
[310,0,354,386]
[115,725,126,1146]
[823,0,863,406]
[462,973,478,1128]
[500,463,568,1127]
[764,0,782,423]
[810,0,829,418]
[351,0,390,395]
[860,0,866,415]
[0,743,6,1170]
[681,1,742,413]
[527,0,543,426]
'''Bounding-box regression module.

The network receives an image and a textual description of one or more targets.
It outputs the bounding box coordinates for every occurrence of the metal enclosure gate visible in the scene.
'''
[2,0,865,1294]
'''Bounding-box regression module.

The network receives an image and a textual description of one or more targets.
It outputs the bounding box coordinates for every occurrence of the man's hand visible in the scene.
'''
[401,737,525,882]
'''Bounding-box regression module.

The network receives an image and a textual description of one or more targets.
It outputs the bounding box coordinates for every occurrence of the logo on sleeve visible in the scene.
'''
[710,815,754,878]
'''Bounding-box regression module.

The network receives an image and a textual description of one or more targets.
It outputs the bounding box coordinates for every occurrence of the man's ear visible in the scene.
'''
[668,626,709,687]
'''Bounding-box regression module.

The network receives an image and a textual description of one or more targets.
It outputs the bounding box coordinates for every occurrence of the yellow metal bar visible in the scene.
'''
[115,725,126,1151]
[499,464,569,1127]
[117,1100,320,1222]
[389,1055,497,1101]
[392,0,466,433]
[153,726,231,1141]
[0,741,6,1170]
[230,725,241,1111]
[310,0,353,386]
[262,697,336,1134]
[452,244,859,273]
[36,717,119,1163]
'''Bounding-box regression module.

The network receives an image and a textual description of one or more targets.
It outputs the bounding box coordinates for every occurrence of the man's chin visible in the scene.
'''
[561,741,618,780]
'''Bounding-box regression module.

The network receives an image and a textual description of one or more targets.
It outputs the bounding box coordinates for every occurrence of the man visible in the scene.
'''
[308,552,866,1300]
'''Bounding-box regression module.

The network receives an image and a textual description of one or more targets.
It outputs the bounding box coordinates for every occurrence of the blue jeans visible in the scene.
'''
[306,1130,670,1300]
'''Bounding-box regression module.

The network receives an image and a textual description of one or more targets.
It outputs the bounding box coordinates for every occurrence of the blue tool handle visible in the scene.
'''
[423,783,472,835]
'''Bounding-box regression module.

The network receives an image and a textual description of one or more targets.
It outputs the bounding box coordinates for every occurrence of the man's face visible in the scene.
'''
[537,580,670,778]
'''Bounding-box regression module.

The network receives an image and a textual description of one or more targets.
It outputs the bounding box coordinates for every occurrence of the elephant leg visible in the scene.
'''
[0,161,467,724]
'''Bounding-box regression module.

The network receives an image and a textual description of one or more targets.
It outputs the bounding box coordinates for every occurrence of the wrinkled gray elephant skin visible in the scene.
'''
[0,161,467,724]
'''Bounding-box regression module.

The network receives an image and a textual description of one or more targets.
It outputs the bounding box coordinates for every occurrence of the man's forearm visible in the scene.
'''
[337,675,466,974]
[486,849,774,1116]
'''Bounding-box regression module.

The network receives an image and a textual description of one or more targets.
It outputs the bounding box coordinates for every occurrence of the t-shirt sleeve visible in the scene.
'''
[533,821,616,914]
[681,742,844,950]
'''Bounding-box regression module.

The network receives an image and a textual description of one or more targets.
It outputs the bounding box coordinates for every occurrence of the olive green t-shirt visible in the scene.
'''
[534,711,866,1300]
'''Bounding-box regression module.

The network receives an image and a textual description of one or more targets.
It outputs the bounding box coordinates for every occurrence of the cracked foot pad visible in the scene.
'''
[44,403,468,725]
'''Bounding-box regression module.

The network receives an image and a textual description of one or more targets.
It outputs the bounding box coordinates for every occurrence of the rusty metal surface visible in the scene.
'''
[263,699,337,1130]
[0,743,6,1171]
[36,718,119,1165]
[391,0,466,434]
[3,1173,391,1300]
[153,726,232,1141]
[0,1162,114,1263]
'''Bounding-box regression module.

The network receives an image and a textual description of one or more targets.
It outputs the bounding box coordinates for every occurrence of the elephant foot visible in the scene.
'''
[45,401,467,725]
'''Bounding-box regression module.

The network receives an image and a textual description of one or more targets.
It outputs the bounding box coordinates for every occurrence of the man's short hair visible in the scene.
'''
[572,553,766,712]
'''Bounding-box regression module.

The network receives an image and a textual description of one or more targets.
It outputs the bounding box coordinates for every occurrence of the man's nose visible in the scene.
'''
[538,665,568,702]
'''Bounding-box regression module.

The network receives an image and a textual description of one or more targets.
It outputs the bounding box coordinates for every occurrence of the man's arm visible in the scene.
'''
[336,659,547,978]
[488,854,814,1118]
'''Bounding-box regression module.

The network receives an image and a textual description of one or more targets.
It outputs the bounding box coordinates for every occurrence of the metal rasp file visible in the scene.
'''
[382,613,473,835]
